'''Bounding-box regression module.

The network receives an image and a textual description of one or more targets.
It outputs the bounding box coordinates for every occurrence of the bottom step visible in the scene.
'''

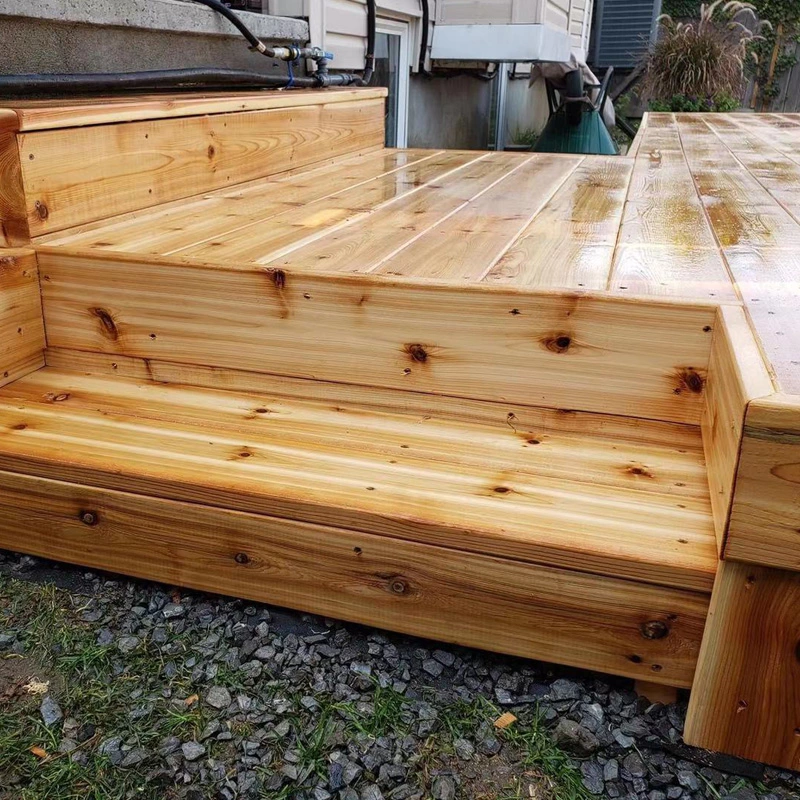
[0,469,708,686]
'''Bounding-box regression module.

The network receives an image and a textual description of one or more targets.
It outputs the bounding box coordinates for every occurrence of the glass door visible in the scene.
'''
[373,20,409,147]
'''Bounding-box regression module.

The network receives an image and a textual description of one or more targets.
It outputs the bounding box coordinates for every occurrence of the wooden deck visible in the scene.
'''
[1,92,799,769]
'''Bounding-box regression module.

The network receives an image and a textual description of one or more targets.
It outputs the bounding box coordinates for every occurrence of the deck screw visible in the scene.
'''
[640,620,669,640]
[234,552,250,565]
[80,510,99,526]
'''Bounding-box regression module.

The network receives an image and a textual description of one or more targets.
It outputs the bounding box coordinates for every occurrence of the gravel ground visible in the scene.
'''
[1,550,799,800]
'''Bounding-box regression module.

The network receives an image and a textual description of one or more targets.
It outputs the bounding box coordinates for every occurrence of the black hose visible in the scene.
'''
[359,0,376,85]
[191,0,263,51]
[0,69,327,97]
[418,0,431,76]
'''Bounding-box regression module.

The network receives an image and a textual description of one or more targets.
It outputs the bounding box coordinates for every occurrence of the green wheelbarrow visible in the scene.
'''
[534,66,619,156]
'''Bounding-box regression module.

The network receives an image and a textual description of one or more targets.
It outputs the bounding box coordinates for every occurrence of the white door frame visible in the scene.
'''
[376,16,410,148]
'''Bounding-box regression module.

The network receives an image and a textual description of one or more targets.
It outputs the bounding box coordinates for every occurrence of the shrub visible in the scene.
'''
[649,90,742,111]
[641,1,770,109]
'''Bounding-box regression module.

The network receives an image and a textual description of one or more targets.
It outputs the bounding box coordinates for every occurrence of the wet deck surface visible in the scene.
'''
[39,112,800,394]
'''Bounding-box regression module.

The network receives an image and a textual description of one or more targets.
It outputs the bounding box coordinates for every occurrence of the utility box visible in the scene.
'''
[431,0,586,62]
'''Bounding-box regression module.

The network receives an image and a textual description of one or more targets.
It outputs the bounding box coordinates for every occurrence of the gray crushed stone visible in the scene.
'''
[2,549,799,800]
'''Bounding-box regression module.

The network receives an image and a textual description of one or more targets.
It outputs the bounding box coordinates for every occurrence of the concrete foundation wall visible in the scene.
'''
[408,74,493,150]
[505,78,549,146]
[0,0,309,75]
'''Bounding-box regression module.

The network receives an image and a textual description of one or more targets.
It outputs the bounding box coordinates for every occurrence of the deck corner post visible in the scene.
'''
[684,559,800,770]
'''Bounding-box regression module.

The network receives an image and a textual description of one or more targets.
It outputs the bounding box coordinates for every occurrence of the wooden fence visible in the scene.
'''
[744,40,800,113]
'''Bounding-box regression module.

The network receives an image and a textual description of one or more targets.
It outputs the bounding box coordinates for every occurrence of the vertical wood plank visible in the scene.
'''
[0,110,29,247]
[726,394,800,570]
[701,305,773,554]
[0,249,46,386]
[685,560,800,770]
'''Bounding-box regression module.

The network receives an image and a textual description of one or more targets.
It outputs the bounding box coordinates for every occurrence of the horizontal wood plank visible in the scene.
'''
[39,148,444,256]
[5,88,388,131]
[0,469,708,687]
[181,150,489,264]
[484,157,630,290]
[0,367,718,591]
[372,154,585,281]
[38,250,717,425]
[19,97,386,236]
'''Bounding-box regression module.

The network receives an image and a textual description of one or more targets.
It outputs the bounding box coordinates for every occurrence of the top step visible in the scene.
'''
[0,89,387,242]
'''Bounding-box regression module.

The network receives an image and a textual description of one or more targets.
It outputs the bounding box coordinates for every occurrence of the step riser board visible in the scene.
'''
[0,469,709,687]
[38,250,718,425]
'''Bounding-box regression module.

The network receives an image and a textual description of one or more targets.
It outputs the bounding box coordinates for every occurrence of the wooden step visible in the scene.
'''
[0,366,717,592]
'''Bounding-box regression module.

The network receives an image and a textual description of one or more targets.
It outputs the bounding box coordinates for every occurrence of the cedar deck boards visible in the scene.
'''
[1,93,800,768]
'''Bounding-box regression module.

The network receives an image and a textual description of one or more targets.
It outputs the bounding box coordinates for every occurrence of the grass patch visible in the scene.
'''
[435,696,591,800]
[332,679,410,739]
[0,575,201,799]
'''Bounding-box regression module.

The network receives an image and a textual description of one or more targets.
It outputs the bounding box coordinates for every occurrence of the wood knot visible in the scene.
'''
[45,392,71,403]
[542,334,573,354]
[270,269,286,289]
[674,368,705,395]
[207,144,216,159]
[90,307,119,341]
[234,552,250,565]
[34,200,49,221]
[640,620,669,640]
[405,344,428,363]
[626,463,654,478]
[79,510,99,526]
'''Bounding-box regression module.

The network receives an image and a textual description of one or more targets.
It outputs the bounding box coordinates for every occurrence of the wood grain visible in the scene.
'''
[482,156,631,289]
[684,560,800,768]
[0,367,718,591]
[0,249,46,388]
[726,394,800,569]
[372,154,584,281]
[39,148,444,256]
[182,150,488,264]
[38,250,718,425]
[19,97,386,236]
[6,88,388,131]
[257,153,525,273]
[0,109,29,247]
[0,469,708,687]
[701,305,774,554]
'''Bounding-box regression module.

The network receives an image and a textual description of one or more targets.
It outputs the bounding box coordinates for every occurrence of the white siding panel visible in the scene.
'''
[326,30,366,68]
[545,0,569,29]
[436,0,514,24]
[327,0,367,35]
